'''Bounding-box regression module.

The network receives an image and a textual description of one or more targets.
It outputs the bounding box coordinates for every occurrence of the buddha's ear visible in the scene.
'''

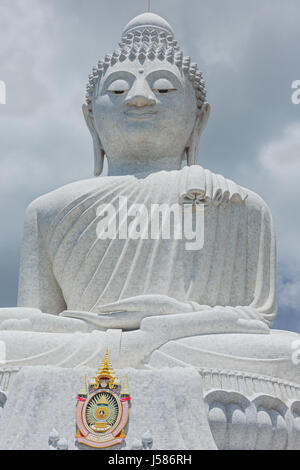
[186,103,211,167]
[82,104,105,176]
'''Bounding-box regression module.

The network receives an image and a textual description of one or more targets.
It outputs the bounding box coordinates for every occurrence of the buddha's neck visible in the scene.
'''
[107,155,183,178]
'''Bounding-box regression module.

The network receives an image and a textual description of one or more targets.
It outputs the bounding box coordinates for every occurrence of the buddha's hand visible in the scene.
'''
[0,308,90,333]
[61,295,199,330]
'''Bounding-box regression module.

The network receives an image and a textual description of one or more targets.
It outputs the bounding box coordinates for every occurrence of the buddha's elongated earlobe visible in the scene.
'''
[186,103,211,166]
[82,104,105,176]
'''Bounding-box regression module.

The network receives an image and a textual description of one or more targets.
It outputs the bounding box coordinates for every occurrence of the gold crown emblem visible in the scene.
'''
[93,348,116,389]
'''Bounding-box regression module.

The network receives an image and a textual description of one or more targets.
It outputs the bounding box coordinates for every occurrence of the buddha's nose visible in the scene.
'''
[125,79,156,107]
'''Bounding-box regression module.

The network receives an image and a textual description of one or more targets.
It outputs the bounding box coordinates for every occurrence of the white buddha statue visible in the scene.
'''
[0,13,299,386]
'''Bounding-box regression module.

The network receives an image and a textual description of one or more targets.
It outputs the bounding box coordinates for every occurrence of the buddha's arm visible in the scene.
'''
[247,197,277,327]
[17,200,67,314]
[182,192,277,329]
[201,193,277,328]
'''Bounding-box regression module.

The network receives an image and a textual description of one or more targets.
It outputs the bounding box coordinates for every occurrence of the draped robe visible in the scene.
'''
[18,165,277,327]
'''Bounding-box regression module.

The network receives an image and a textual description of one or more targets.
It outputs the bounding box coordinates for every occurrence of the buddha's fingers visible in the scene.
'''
[62,298,194,330]
[95,295,195,315]
[80,295,196,330]
[61,309,147,330]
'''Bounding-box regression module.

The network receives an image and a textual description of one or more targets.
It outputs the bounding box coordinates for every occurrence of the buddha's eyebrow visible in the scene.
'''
[101,71,136,91]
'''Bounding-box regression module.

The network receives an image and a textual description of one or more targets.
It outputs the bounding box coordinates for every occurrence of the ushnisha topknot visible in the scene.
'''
[85,12,207,116]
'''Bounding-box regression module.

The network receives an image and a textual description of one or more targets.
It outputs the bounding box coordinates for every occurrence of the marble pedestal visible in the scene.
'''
[0,366,216,450]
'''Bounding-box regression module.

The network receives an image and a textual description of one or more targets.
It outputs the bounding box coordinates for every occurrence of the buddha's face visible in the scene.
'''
[92,59,198,163]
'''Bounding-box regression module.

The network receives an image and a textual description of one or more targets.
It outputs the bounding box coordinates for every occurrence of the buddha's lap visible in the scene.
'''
[0,327,299,383]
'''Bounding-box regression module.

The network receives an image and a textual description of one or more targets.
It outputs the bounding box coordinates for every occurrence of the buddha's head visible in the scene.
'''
[83,13,210,176]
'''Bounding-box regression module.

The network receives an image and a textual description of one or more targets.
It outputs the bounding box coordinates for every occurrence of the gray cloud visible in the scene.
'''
[0,0,299,331]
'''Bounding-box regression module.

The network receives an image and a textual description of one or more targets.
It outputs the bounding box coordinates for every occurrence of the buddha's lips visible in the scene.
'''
[124,109,157,119]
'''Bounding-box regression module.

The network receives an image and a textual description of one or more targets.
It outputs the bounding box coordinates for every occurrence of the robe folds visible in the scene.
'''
[18,165,277,326]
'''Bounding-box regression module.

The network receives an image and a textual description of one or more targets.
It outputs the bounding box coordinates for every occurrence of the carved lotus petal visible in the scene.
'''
[208,402,227,450]
[227,404,247,450]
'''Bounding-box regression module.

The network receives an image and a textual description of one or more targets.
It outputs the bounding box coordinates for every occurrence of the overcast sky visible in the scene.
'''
[0,0,300,332]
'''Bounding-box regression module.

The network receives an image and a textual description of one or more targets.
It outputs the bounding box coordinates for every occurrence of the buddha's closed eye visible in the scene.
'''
[152,78,177,94]
[106,79,129,95]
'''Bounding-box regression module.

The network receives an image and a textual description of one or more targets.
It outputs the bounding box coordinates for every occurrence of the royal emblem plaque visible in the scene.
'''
[75,350,130,449]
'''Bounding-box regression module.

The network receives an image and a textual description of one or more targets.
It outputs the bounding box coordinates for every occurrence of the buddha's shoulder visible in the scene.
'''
[190,165,272,215]
[221,173,272,215]
[24,177,108,224]
[240,186,272,216]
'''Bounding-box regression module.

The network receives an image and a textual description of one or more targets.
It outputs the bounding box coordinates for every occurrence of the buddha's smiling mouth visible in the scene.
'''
[124,108,157,119]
